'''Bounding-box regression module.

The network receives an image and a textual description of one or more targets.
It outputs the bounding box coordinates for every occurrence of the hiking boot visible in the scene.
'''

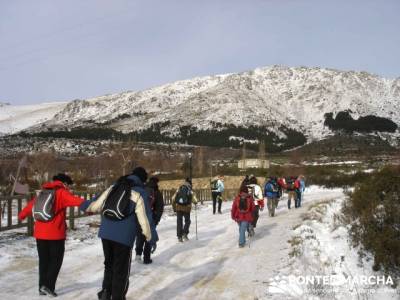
[143,259,153,264]
[40,286,58,297]
[97,289,111,300]
[135,255,142,262]
[182,234,189,241]
[178,237,183,243]
[238,244,245,248]
[39,288,46,296]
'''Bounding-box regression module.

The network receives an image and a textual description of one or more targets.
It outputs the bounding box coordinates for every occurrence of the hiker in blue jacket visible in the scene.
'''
[264,176,280,217]
[210,175,225,214]
[80,167,158,300]
[295,175,306,208]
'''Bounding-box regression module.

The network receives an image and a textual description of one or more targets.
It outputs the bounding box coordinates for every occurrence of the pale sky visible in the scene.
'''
[1,0,399,105]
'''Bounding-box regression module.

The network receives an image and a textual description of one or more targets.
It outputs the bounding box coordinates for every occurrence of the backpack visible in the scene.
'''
[286,178,295,191]
[175,185,191,205]
[33,189,57,222]
[210,179,218,190]
[101,176,133,220]
[238,195,249,213]
[147,188,156,211]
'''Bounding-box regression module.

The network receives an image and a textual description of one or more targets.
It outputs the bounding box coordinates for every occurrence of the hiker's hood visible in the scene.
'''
[42,180,66,189]
[127,174,145,187]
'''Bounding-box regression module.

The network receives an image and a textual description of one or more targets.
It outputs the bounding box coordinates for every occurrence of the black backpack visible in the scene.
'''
[210,180,218,190]
[238,195,249,212]
[175,185,191,205]
[33,189,56,222]
[102,176,133,220]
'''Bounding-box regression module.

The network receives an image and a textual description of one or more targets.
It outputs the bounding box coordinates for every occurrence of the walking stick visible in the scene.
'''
[195,203,198,240]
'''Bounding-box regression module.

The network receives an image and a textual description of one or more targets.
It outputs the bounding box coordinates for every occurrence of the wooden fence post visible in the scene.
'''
[7,198,12,228]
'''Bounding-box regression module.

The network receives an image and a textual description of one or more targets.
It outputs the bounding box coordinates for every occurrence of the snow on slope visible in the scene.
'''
[30,65,400,142]
[3,187,396,300]
[268,194,399,299]
[3,66,400,144]
[0,102,67,135]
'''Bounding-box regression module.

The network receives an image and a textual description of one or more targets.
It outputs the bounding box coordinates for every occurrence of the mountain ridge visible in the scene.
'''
[3,65,400,150]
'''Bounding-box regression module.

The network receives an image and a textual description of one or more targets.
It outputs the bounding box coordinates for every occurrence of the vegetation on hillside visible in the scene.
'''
[343,166,400,278]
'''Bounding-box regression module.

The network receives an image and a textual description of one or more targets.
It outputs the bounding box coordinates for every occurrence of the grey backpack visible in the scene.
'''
[33,189,56,222]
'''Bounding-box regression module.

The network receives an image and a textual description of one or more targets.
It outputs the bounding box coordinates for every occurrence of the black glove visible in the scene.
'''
[151,243,157,254]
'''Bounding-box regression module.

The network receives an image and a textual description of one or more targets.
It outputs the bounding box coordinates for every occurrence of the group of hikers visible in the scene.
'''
[17,168,305,299]
[231,174,306,248]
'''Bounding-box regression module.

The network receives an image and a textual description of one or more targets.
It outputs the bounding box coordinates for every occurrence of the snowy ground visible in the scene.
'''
[0,186,397,299]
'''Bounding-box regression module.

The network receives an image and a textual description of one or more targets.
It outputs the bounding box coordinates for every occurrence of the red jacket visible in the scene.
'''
[18,181,84,240]
[231,192,255,222]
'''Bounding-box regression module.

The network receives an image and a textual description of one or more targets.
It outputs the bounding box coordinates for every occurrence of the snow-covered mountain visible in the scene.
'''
[0,101,67,135]
[5,66,400,149]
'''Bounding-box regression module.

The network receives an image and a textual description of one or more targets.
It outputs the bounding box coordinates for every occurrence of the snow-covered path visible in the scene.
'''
[0,186,343,300]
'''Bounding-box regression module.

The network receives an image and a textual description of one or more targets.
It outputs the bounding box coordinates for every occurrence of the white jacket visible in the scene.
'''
[247,184,263,205]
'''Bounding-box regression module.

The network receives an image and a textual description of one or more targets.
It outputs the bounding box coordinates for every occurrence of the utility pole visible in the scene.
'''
[188,152,193,180]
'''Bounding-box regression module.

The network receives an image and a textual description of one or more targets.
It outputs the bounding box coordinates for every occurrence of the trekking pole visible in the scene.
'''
[195,203,198,240]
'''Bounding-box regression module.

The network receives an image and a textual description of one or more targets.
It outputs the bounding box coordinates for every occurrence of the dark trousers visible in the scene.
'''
[101,239,132,300]
[177,211,191,238]
[36,239,65,292]
[212,192,222,214]
[251,205,260,227]
[135,232,152,262]
[295,190,302,208]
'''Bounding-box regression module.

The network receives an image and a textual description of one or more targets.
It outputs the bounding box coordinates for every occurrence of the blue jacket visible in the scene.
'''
[264,180,279,198]
[299,179,305,193]
[80,175,158,248]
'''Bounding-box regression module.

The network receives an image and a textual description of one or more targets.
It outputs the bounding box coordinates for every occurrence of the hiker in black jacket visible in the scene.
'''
[135,176,164,264]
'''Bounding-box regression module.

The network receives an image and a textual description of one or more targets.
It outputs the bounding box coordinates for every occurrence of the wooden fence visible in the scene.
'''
[0,188,238,236]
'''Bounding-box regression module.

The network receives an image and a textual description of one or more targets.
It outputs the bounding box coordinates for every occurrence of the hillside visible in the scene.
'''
[3,66,400,151]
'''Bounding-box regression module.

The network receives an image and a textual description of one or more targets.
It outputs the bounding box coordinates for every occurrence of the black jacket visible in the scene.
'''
[145,182,164,226]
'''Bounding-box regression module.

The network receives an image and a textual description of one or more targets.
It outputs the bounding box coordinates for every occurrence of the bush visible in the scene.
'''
[343,166,400,278]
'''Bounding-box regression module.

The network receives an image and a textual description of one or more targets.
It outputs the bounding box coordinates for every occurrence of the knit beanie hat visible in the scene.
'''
[131,167,148,183]
[53,173,73,185]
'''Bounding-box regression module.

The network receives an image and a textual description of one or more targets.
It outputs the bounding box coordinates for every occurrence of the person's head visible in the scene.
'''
[185,177,192,187]
[249,175,257,185]
[219,175,224,181]
[52,173,73,186]
[131,167,148,183]
[148,176,160,189]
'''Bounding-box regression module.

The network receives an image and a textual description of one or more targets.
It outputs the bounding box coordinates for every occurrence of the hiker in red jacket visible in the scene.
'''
[18,173,84,297]
[231,184,255,248]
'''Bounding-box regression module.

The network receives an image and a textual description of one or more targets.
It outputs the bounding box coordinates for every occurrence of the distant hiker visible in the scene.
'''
[135,176,164,264]
[231,185,255,248]
[264,176,280,217]
[210,175,225,214]
[295,175,306,208]
[286,176,300,209]
[18,173,84,297]
[247,175,264,233]
[277,177,286,199]
[80,167,158,300]
[172,178,198,242]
